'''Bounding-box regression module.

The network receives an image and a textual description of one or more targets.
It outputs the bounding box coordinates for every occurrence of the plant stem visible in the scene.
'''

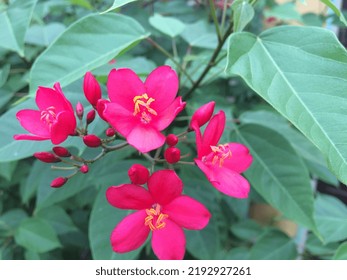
[208,0,222,43]
[183,21,233,99]
[146,38,194,85]
[220,0,229,34]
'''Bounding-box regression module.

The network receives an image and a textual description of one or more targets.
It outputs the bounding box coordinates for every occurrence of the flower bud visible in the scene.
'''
[51,177,67,188]
[96,99,110,121]
[83,134,102,148]
[166,134,178,147]
[83,72,101,107]
[86,110,96,124]
[189,101,215,129]
[80,165,89,174]
[34,152,61,163]
[52,146,71,157]
[76,102,84,119]
[106,128,116,137]
[164,147,181,164]
[128,164,149,185]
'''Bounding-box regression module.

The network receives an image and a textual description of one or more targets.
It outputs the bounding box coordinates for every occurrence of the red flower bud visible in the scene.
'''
[34,152,61,163]
[83,134,102,148]
[189,101,215,129]
[128,164,149,185]
[86,110,96,124]
[106,128,116,137]
[83,72,101,107]
[51,177,67,188]
[76,102,84,119]
[96,99,110,121]
[80,165,89,174]
[166,134,178,146]
[164,147,181,164]
[52,146,71,157]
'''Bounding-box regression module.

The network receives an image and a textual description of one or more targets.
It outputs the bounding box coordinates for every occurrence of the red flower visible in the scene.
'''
[102,66,186,153]
[14,83,76,145]
[193,111,252,198]
[106,170,211,260]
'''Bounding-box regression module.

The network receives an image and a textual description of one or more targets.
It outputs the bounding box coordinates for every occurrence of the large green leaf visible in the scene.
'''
[315,194,347,243]
[226,26,347,185]
[250,230,297,259]
[0,0,37,56]
[230,124,317,234]
[30,13,149,94]
[14,217,61,253]
[149,13,185,38]
[232,0,254,32]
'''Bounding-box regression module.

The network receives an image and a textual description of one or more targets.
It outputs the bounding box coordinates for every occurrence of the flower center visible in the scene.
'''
[145,204,168,231]
[205,144,232,167]
[40,106,57,126]
[133,93,157,124]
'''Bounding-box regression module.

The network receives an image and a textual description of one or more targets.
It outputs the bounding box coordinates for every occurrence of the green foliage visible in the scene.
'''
[232,0,255,32]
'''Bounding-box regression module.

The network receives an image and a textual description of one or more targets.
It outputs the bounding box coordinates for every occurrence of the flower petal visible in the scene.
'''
[163,195,211,230]
[144,66,179,113]
[195,159,250,198]
[50,111,76,145]
[126,124,165,153]
[111,210,150,253]
[106,184,154,210]
[223,143,253,173]
[13,134,50,141]
[16,109,50,137]
[151,219,185,260]
[107,68,145,112]
[151,97,186,131]
[36,85,71,112]
[201,111,225,153]
[102,103,136,137]
[148,170,183,205]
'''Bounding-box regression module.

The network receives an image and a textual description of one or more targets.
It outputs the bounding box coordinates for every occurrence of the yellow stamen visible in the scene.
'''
[209,144,232,167]
[133,93,157,123]
[144,204,169,231]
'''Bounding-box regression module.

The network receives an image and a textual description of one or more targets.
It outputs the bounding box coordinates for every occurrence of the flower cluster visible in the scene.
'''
[14,65,252,259]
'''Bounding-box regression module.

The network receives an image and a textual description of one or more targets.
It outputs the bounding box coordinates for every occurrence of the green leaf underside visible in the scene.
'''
[230,124,317,234]
[0,0,37,56]
[30,13,149,94]
[226,26,347,185]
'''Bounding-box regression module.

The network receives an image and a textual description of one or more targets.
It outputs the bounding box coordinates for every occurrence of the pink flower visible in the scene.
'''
[189,101,215,129]
[106,170,211,260]
[192,111,252,198]
[102,66,186,153]
[83,72,101,107]
[14,83,76,145]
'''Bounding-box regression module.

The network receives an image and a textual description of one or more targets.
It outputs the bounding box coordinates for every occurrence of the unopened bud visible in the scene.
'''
[52,146,71,157]
[164,147,181,164]
[189,101,215,130]
[106,128,116,137]
[76,102,84,119]
[128,164,149,185]
[84,72,101,107]
[86,110,96,124]
[83,134,102,148]
[166,134,178,147]
[51,177,67,188]
[96,99,110,121]
[80,165,89,174]
[34,152,61,163]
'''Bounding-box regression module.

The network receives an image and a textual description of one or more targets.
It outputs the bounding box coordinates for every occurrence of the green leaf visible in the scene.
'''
[315,194,347,243]
[0,209,28,237]
[101,0,139,14]
[230,124,317,234]
[333,242,347,260]
[320,0,347,26]
[14,217,61,253]
[306,233,339,257]
[232,0,255,32]
[180,20,217,49]
[0,161,18,181]
[30,13,149,94]
[25,23,66,47]
[20,161,45,204]
[69,0,93,10]
[231,220,263,242]
[250,230,297,259]
[149,13,185,38]
[0,64,10,88]
[89,185,143,260]
[35,206,78,235]
[264,3,302,22]
[0,0,37,56]
[225,26,347,185]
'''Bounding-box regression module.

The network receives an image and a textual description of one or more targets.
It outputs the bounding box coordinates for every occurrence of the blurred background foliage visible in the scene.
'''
[1,0,347,260]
